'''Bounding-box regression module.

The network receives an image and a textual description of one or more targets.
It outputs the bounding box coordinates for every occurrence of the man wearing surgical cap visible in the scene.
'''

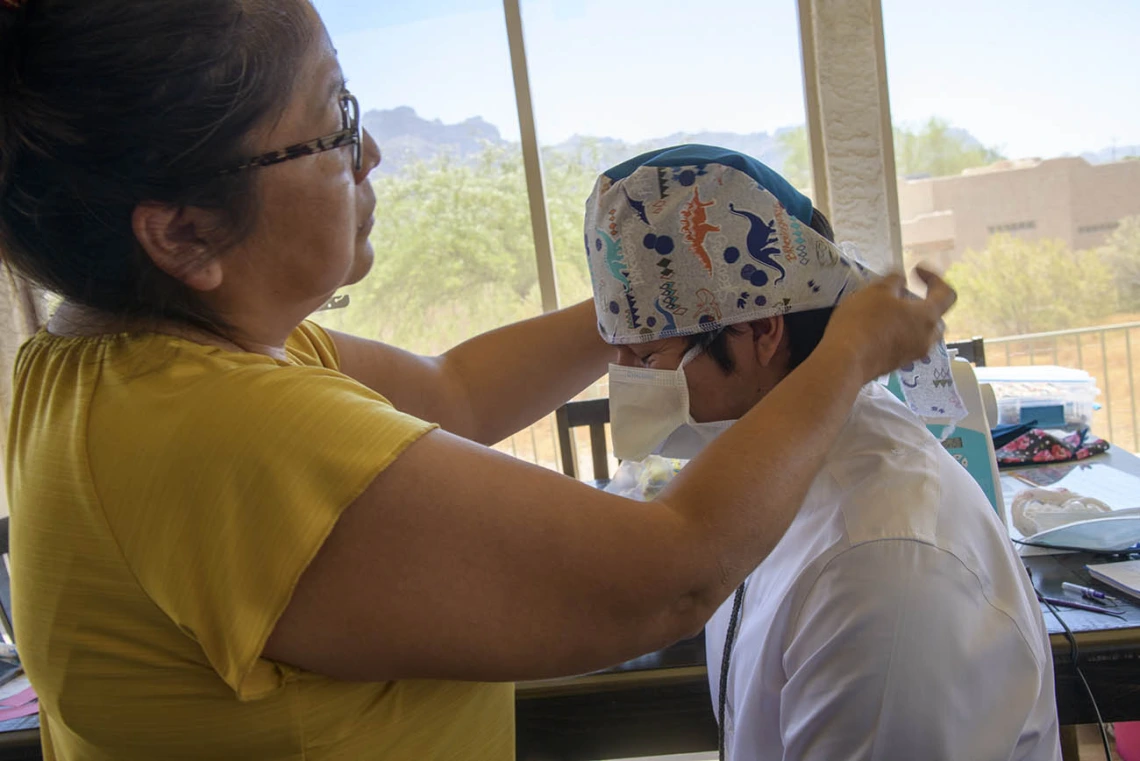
[585,145,1061,761]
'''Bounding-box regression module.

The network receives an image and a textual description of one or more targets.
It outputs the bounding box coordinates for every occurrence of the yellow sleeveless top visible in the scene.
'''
[6,322,514,760]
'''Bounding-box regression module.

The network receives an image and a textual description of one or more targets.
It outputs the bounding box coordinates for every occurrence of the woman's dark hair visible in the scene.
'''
[689,206,837,373]
[0,0,315,332]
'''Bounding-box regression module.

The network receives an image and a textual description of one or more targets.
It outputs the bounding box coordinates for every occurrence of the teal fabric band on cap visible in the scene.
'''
[602,143,813,227]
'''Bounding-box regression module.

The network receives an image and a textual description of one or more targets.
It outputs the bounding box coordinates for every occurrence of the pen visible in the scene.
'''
[1061,582,1120,605]
[1039,594,1126,619]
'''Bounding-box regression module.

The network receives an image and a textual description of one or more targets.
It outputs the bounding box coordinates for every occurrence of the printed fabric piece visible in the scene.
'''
[996,429,1110,466]
[584,144,965,422]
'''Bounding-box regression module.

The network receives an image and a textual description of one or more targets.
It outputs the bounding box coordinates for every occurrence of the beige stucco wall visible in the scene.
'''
[898,157,1140,267]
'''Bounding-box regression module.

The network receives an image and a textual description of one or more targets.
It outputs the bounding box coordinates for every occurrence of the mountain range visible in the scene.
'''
[362,106,793,176]
[361,106,1137,176]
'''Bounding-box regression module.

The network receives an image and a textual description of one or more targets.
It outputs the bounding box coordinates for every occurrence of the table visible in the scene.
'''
[517,450,1140,760]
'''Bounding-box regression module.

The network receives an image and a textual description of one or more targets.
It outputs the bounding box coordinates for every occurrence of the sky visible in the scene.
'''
[312,0,1140,160]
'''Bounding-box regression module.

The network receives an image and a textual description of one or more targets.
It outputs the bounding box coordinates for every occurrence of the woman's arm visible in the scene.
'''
[264,273,954,683]
[327,300,610,445]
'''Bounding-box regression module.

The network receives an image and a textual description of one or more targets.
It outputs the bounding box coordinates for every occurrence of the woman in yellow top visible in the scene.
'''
[0,1,954,759]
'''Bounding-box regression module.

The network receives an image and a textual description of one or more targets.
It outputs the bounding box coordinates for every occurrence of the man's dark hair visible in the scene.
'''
[687,206,836,374]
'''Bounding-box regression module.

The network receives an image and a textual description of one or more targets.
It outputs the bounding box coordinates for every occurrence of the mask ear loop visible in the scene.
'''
[676,343,705,425]
[679,343,704,368]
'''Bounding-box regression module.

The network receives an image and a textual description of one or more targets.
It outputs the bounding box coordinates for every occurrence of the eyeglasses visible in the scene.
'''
[218,91,367,175]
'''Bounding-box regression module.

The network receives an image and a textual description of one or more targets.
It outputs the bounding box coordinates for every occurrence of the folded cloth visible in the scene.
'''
[991,422,1037,450]
[996,428,1109,466]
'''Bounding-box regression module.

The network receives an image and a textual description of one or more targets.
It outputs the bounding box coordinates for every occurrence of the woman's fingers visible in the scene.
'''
[820,269,959,383]
[914,267,957,315]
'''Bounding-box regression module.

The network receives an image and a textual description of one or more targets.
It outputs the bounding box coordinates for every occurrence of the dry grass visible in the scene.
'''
[984,313,1140,453]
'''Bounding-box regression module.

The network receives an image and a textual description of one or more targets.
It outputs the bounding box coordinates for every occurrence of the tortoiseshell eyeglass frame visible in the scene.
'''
[217,91,367,175]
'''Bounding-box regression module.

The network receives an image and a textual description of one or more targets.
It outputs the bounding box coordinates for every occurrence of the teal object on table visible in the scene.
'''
[1017,403,1066,429]
[886,362,1004,517]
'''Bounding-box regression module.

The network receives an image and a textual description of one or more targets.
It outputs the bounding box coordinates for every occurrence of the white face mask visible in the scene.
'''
[654,418,736,460]
[609,346,737,461]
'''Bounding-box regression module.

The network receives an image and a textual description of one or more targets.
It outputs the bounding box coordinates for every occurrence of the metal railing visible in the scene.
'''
[987,321,1140,452]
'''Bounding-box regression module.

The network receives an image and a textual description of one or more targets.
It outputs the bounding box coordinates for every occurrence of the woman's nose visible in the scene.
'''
[357,128,381,181]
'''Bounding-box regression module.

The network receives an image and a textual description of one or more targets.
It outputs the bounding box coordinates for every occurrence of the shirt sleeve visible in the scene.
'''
[779,540,1049,761]
[90,353,435,701]
[285,320,341,369]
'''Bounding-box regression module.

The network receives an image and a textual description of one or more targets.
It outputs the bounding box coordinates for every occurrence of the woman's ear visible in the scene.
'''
[132,203,225,293]
[748,316,787,367]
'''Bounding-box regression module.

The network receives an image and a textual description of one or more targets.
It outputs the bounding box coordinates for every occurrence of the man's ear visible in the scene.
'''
[131,203,226,293]
[748,316,786,367]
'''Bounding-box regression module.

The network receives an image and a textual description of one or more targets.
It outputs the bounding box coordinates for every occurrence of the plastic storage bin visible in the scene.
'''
[973,365,1099,430]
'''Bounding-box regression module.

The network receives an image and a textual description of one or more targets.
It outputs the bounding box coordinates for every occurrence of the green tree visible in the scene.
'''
[540,143,606,306]
[777,118,1000,188]
[945,234,1118,338]
[315,143,598,354]
[893,117,1004,178]
[776,126,811,191]
[1099,215,1140,311]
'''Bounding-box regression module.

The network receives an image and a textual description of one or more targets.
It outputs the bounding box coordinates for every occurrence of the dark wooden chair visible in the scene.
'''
[555,399,611,483]
[948,337,986,367]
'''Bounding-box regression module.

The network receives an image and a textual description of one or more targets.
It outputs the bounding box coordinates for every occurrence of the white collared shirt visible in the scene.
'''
[706,383,1061,761]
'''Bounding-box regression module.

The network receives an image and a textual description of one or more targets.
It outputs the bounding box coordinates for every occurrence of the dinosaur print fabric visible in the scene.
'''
[584,144,966,423]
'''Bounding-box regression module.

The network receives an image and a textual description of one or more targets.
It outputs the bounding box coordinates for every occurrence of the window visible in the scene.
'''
[309,1,540,356]
[885,0,1140,449]
[521,0,812,307]
[308,1,573,467]
[986,221,1036,235]
[520,0,811,476]
[1078,221,1120,236]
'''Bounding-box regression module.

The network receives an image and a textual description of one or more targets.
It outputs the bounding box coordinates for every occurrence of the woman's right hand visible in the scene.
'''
[822,267,957,383]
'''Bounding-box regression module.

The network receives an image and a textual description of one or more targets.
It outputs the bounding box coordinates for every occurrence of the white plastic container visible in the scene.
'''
[973,365,1100,430]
